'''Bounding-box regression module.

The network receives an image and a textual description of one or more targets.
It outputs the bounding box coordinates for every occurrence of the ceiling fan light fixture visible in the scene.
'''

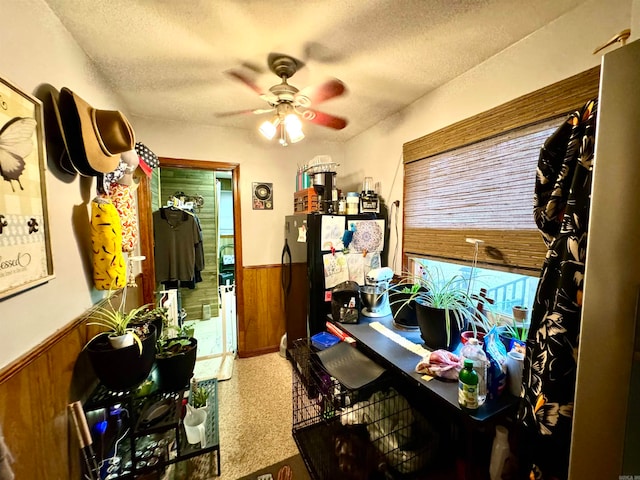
[284,112,302,130]
[287,127,305,144]
[259,118,278,140]
[284,113,304,143]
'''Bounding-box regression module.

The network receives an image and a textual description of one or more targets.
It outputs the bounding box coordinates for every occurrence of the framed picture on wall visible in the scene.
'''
[0,76,54,300]
[252,182,273,210]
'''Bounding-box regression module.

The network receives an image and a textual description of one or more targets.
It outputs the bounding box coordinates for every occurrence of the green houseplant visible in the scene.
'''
[387,278,423,329]
[154,323,198,392]
[84,291,157,392]
[495,316,530,351]
[392,267,489,351]
[190,380,209,409]
[87,292,152,353]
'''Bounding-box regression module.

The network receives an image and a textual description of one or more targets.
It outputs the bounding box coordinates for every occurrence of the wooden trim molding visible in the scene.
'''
[0,314,87,383]
[403,66,601,163]
[138,157,245,348]
[136,171,156,305]
[0,304,106,479]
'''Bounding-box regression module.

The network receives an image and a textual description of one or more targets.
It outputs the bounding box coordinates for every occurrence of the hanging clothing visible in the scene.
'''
[91,197,127,290]
[153,207,204,284]
[517,99,597,479]
[108,182,138,253]
[192,213,205,284]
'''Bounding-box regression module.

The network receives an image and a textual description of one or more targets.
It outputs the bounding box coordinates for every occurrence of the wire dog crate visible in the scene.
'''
[291,339,440,480]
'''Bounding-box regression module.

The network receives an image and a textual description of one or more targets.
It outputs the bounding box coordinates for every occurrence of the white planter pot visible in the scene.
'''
[109,332,135,349]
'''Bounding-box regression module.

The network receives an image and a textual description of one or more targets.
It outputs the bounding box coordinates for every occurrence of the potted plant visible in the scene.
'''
[189,379,210,411]
[84,291,157,391]
[154,323,198,392]
[393,267,488,351]
[387,279,423,329]
[495,316,530,353]
[460,288,495,345]
[130,305,168,340]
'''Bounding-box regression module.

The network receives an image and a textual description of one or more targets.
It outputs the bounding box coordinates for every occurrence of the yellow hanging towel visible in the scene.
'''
[91,197,126,290]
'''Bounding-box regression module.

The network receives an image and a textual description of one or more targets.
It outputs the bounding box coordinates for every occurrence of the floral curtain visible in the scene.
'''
[517,98,598,479]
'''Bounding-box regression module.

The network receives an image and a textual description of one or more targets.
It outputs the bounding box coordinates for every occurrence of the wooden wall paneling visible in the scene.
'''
[239,265,285,356]
[0,314,99,479]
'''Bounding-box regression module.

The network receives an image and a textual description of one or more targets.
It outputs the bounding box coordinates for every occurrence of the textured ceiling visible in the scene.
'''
[44,0,587,142]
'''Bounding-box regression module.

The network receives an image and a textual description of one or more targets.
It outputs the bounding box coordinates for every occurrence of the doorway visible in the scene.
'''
[137,158,243,381]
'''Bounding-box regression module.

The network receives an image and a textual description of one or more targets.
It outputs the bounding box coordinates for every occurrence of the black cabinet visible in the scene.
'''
[82,379,220,479]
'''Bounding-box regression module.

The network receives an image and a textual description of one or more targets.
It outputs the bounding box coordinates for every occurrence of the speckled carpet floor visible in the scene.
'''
[237,454,310,480]
[215,352,303,480]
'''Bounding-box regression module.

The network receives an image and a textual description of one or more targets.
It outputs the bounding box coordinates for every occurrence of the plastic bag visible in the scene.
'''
[415,350,462,380]
[484,326,508,400]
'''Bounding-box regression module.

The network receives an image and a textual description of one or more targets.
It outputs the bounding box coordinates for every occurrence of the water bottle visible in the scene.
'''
[489,425,511,480]
[461,337,488,405]
[458,359,478,411]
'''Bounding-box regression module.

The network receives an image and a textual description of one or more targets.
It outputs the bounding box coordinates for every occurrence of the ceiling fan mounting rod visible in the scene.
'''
[269,55,299,80]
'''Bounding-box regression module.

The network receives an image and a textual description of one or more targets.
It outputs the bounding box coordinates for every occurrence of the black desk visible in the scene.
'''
[332,315,518,479]
[334,315,516,423]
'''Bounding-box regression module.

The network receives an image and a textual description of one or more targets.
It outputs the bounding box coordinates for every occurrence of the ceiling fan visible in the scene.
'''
[218,53,348,144]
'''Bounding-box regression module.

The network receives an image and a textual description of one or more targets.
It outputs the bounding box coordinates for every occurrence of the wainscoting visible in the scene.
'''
[238,264,286,357]
[0,265,287,477]
[0,313,98,479]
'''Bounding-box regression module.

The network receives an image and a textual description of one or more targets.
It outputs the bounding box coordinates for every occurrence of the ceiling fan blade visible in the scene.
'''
[215,107,274,118]
[297,79,346,106]
[302,109,348,130]
[224,68,264,95]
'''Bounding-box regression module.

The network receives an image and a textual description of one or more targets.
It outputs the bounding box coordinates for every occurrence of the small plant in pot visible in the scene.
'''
[189,379,209,412]
[394,267,487,351]
[154,323,198,392]
[130,305,169,340]
[84,291,157,392]
[387,278,424,329]
[460,288,495,346]
[495,309,530,353]
[87,294,152,352]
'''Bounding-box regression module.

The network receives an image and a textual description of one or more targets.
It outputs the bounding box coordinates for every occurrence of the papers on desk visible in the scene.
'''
[369,321,430,357]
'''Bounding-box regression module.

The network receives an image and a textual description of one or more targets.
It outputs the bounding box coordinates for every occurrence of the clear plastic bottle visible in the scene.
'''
[489,425,510,480]
[461,337,488,405]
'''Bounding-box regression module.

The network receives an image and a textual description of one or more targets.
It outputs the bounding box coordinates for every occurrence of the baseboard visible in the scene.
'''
[238,345,279,358]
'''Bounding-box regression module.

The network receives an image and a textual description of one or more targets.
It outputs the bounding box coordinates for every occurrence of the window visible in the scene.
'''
[401,66,600,275]
[410,256,538,318]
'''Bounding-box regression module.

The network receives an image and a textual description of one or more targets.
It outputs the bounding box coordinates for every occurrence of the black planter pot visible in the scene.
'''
[85,325,157,392]
[388,289,419,329]
[415,301,464,351]
[130,314,163,340]
[154,337,198,392]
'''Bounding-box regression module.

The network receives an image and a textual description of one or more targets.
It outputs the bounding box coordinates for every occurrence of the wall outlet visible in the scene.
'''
[202,304,211,320]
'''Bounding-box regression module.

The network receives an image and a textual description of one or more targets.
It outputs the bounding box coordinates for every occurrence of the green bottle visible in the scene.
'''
[459,359,479,411]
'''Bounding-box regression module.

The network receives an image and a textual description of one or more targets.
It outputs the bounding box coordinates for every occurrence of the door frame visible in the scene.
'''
[137,158,243,340]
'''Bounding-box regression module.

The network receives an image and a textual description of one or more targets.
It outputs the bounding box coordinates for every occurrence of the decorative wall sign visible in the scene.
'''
[252,182,273,210]
[0,76,54,299]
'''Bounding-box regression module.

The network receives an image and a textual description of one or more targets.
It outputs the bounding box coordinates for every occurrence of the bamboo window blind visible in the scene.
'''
[401,66,601,274]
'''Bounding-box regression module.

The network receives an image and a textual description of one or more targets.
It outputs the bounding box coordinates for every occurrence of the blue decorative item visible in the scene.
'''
[342,222,356,249]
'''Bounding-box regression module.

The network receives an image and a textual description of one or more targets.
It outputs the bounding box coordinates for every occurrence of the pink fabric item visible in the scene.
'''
[109,183,138,252]
[415,350,463,380]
